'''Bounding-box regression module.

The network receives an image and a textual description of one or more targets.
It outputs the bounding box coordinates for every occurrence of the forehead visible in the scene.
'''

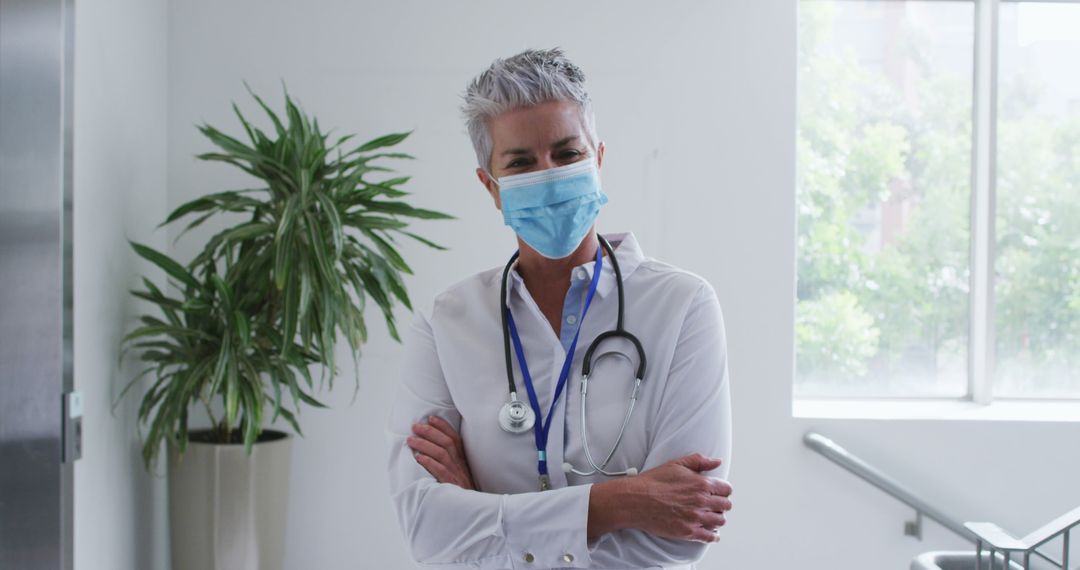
[488,99,588,152]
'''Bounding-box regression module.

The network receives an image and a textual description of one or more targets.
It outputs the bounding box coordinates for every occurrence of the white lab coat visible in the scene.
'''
[386,231,732,570]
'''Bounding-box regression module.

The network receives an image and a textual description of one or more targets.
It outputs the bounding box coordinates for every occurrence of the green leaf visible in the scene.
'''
[306,212,336,283]
[297,387,328,408]
[399,230,448,251]
[181,298,212,312]
[244,80,286,137]
[379,262,412,310]
[173,210,216,244]
[331,132,356,149]
[313,190,344,259]
[161,198,215,227]
[234,310,250,347]
[274,195,300,290]
[280,271,299,356]
[361,182,411,198]
[225,351,239,429]
[130,241,199,290]
[342,214,408,230]
[297,260,314,323]
[363,200,455,220]
[121,324,213,344]
[355,130,412,153]
[220,222,274,244]
[282,363,302,409]
[210,274,234,312]
[380,176,411,186]
[362,230,411,274]
[208,334,231,398]
[231,101,258,146]
[276,407,303,436]
[112,365,156,412]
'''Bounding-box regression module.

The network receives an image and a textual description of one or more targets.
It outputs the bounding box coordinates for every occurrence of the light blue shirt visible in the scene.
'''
[558,264,591,354]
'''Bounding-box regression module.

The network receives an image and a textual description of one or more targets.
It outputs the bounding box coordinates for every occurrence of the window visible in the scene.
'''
[795,1,1080,401]
[995,3,1080,398]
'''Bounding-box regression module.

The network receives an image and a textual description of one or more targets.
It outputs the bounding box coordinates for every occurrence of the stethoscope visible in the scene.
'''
[498,234,647,490]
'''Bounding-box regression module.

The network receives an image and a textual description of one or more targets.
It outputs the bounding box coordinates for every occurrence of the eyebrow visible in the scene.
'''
[499,135,581,157]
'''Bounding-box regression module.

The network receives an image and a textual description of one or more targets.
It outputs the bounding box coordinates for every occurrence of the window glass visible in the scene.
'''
[994,2,1080,398]
[796,2,974,397]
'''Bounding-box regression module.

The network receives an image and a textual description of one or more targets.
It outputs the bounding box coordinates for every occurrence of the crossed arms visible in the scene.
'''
[386,282,733,568]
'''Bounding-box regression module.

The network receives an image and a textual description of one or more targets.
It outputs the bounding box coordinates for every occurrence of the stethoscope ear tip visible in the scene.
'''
[562,462,573,474]
[625,467,638,476]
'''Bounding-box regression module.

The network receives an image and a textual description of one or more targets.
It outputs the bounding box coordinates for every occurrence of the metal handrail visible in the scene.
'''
[966,510,1079,570]
[803,432,976,542]
[804,431,1078,570]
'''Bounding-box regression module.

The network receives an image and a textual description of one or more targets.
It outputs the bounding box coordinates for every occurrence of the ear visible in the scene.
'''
[596,140,605,170]
[476,167,502,210]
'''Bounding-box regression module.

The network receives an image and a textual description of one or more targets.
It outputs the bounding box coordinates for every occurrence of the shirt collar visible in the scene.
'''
[501,231,645,305]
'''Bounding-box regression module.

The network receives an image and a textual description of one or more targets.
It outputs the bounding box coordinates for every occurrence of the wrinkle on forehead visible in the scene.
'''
[488,100,593,156]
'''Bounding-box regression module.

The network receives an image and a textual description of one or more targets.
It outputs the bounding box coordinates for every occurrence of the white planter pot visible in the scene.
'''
[168,429,292,570]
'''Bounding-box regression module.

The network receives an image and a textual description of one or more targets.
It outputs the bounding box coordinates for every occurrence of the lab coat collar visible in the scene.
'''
[502,231,645,305]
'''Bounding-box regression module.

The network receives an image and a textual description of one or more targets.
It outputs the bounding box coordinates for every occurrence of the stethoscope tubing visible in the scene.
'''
[568,375,642,477]
[499,234,648,479]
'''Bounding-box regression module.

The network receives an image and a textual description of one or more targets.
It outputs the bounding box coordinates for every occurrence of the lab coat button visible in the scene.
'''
[566,314,578,325]
[562,553,574,563]
[575,268,588,280]
[523,552,535,563]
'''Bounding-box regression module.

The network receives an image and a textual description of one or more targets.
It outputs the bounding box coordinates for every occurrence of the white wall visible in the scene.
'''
[161,1,1080,569]
[73,0,170,568]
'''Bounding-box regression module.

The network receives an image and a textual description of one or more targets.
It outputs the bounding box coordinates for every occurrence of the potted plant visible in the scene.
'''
[117,82,451,570]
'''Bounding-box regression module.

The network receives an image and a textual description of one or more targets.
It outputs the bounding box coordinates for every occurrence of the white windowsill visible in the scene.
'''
[792,397,1080,422]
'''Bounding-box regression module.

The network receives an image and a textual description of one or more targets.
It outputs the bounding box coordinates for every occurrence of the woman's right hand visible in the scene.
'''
[588,453,733,543]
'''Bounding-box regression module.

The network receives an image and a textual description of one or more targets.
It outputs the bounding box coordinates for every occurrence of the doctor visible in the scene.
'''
[386,47,733,570]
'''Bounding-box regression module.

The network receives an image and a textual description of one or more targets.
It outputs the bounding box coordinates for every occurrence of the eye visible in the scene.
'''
[559,150,583,160]
[506,158,530,169]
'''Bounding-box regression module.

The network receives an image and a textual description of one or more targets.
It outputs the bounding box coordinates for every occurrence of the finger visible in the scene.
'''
[427,416,462,445]
[407,435,453,464]
[674,453,723,473]
[706,477,733,497]
[414,453,450,483]
[412,421,456,450]
[415,453,462,487]
[408,438,471,489]
[686,525,719,543]
[704,494,733,513]
[407,436,453,465]
[412,452,442,480]
[698,511,726,529]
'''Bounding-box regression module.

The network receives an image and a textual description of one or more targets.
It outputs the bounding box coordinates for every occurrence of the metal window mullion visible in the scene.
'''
[969,0,999,405]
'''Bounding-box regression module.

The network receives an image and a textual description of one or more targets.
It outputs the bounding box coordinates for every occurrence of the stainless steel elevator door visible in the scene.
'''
[0,0,75,568]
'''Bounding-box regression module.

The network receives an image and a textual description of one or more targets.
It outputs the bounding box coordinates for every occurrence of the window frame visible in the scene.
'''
[970,0,998,404]
[796,0,1080,406]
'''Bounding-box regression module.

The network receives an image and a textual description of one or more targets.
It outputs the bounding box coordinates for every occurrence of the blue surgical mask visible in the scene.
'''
[487,157,608,259]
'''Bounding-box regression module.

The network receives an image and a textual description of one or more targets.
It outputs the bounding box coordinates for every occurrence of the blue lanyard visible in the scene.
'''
[505,245,603,488]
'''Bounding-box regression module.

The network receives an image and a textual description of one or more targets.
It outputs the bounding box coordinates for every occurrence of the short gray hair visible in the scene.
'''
[460,47,599,174]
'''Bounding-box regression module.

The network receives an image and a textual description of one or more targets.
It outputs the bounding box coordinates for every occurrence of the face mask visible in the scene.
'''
[487,157,608,259]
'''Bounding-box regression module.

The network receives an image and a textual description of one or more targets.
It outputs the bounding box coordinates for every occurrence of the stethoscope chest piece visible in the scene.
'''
[499,397,535,433]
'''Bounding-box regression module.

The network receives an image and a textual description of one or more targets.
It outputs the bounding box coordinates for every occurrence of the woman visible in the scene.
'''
[386,47,733,570]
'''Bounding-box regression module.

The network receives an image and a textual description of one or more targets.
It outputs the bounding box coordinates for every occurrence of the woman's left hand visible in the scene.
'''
[407,415,476,490]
